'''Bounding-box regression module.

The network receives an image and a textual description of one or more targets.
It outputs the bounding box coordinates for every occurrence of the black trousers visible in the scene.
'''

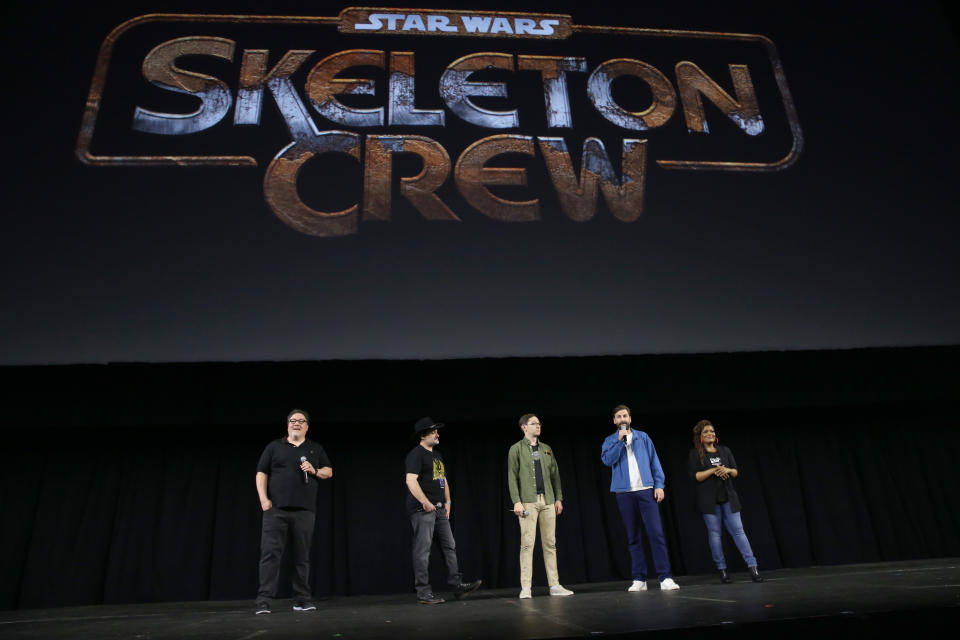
[257,508,316,601]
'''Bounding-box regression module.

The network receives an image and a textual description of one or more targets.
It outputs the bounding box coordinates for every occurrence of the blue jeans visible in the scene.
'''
[615,490,672,581]
[702,502,757,570]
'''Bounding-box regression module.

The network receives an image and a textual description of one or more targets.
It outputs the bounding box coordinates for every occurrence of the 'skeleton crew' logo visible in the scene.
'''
[77,8,803,237]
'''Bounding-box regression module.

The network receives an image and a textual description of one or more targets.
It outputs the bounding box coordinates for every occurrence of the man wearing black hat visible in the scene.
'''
[405,417,482,604]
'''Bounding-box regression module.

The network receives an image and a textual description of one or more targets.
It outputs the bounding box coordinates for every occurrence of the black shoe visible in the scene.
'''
[418,592,445,604]
[749,566,764,583]
[254,601,271,615]
[453,579,482,600]
[293,600,317,611]
[719,569,733,584]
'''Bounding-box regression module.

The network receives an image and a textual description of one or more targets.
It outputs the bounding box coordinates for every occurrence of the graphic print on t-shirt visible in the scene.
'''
[709,456,721,466]
[433,457,446,488]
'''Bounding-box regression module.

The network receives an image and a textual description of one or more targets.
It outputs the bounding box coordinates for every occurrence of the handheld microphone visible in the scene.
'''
[300,456,309,484]
[619,424,630,447]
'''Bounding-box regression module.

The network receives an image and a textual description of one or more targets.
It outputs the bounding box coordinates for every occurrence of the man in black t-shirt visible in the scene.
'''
[404,416,482,604]
[254,409,333,614]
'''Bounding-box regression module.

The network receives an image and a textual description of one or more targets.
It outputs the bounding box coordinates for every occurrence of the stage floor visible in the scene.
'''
[2,559,958,639]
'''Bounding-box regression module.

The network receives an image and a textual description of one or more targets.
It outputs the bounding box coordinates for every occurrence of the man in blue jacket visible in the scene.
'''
[601,405,680,592]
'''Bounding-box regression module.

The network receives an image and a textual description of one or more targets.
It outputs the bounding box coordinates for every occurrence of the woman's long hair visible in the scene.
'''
[692,419,713,465]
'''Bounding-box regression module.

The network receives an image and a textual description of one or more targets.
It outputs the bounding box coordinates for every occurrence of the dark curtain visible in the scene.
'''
[2,347,957,609]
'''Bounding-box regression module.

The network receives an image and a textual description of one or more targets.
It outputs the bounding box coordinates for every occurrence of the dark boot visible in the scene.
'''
[719,569,732,584]
[453,579,482,600]
[749,566,764,583]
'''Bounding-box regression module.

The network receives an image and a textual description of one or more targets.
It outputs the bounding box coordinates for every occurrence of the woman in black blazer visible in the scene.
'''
[688,420,763,583]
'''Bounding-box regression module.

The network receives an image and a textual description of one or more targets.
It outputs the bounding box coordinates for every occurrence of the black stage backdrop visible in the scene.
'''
[1,346,958,610]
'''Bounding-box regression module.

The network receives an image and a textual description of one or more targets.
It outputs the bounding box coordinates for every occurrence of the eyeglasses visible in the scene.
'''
[289,419,307,425]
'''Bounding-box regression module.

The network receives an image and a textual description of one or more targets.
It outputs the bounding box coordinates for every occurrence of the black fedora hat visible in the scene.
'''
[413,416,445,435]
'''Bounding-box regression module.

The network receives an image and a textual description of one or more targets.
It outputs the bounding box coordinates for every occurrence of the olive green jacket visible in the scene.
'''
[507,439,563,505]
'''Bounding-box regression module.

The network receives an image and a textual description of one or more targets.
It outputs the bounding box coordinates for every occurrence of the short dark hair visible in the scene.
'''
[612,404,631,417]
[287,408,310,424]
[518,413,538,427]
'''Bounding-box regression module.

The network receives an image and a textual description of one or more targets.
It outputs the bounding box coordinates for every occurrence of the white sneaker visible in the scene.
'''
[660,578,680,591]
[627,580,647,592]
[549,585,574,596]
[519,588,531,599]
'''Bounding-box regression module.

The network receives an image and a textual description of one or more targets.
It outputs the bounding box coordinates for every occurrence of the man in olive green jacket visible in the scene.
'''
[507,414,574,598]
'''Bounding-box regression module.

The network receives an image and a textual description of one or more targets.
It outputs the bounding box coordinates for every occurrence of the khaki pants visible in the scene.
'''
[519,495,559,589]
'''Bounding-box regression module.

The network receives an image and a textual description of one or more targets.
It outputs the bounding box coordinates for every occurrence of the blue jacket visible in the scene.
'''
[600,429,666,492]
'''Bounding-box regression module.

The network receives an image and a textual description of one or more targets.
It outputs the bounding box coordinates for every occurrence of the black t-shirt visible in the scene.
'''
[532,444,545,495]
[704,449,729,504]
[256,437,332,511]
[687,445,742,514]
[405,445,447,514]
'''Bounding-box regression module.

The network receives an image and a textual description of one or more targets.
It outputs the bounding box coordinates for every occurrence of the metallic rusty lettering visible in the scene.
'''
[79,13,801,176]
[587,59,676,131]
[133,37,235,135]
[235,49,269,126]
[361,135,399,221]
[538,137,647,222]
[306,50,385,127]
[439,53,519,128]
[455,135,538,221]
[235,49,316,133]
[517,55,587,128]
[263,131,361,236]
[389,52,445,126]
[364,135,456,221]
[675,62,763,135]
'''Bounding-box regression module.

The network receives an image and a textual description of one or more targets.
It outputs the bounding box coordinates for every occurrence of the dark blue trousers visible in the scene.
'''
[615,490,673,581]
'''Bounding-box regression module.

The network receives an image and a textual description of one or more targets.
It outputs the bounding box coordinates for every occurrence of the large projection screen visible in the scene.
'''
[3,1,958,364]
